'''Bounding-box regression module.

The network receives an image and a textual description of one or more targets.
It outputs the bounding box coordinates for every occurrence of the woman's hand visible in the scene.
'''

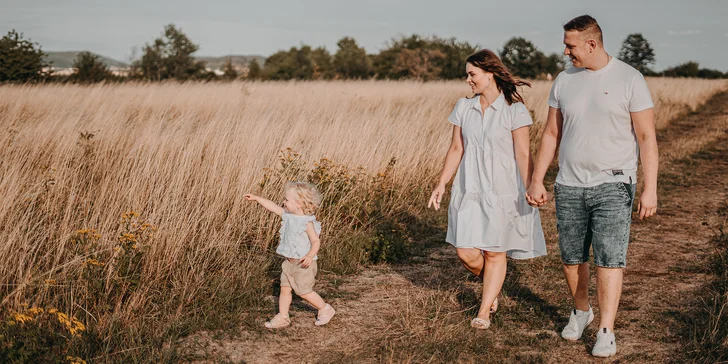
[428,184,446,210]
[525,183,547,207]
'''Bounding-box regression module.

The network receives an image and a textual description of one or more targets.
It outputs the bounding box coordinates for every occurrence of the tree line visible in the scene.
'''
[1,24,725,84]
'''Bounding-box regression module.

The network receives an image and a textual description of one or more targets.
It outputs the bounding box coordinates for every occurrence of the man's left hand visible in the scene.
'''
[637,189,658,220]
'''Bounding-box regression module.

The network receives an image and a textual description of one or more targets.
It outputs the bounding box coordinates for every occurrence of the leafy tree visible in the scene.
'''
[661,61,700,78]
[499,37,563,79]
[500,37,541,79]
[540,53,566,77]
[70,51,112,83]
[372,35,430,79]
[333,37,370,79]
[246,59,261,80]
[0,30,50,83]
[263,45,336,80]
[391,48,446,80]
[697,68,725,79]
[310,47,335,79]
[430,37,479,79]
[618,33,656,74]
[132,24,206,81]
[221,58,238,81]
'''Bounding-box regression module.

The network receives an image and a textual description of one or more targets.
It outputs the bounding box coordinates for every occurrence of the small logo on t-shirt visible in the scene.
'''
[604,92,609,94]
[612,169,623,175]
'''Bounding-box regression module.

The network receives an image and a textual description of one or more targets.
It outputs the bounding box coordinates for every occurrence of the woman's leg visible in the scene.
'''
[456,248,485,279]
[476,250,507,320]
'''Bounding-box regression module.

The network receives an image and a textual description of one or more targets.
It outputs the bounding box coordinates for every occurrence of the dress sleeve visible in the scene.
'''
[447,98,464,127]
[511,103,533,131]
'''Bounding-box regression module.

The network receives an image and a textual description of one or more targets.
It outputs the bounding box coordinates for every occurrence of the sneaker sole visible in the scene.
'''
[592,349,617,358]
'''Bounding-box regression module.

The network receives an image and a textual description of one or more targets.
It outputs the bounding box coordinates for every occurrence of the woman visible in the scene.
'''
[428,49,546,329]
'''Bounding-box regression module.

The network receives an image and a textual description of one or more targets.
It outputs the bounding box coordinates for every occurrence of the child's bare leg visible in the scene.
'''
[279,286,293,315]
[299,291,326,310]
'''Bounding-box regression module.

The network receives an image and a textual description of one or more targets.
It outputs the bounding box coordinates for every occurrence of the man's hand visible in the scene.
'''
[526,182,548,207]
[637,188,657,220]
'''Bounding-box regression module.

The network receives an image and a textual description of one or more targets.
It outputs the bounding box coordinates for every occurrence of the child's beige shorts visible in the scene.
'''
[280,259,317,295]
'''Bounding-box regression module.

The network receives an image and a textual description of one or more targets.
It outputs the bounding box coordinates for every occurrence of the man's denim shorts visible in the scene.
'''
[554,182,636,268]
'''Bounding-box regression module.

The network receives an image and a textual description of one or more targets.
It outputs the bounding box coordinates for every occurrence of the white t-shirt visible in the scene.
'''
[548,57,654,187]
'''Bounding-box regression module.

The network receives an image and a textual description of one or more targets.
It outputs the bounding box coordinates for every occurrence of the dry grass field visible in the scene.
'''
[0,78,726,362]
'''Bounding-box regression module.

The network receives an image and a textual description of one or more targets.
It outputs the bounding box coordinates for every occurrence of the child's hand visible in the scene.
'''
[244,194,258,202]
[299,255,313,268]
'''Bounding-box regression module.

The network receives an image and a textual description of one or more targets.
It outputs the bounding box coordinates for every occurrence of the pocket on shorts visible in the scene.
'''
[617,183,635,203]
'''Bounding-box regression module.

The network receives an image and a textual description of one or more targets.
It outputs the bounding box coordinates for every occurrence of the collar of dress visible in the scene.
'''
[469,92,505,112]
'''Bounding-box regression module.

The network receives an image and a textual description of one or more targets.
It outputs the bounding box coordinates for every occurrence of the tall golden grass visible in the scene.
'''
[0,78,725,360]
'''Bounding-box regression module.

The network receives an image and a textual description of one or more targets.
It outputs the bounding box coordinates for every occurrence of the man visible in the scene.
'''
[526,15,658,357]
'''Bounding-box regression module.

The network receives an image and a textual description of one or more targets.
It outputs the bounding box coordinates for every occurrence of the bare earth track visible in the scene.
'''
[182,91,728,363]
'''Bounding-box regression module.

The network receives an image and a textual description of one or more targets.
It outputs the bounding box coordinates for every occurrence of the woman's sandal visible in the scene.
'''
[471,317,491,329]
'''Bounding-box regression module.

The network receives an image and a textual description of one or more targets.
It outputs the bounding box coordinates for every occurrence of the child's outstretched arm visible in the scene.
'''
[244,194,284,216]
[299,222,320,268]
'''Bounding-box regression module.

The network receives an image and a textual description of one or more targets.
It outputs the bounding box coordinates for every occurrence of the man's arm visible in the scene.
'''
[632,108,658,219]
[526,107,563,206]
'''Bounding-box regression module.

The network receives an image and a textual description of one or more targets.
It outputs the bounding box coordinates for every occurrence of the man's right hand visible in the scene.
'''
[526,183,548,207]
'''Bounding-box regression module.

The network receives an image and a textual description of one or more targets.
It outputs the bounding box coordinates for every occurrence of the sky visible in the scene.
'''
[1,0,727,71]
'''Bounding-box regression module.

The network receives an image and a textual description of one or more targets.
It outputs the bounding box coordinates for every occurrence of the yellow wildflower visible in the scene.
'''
[66,356,87,364]
[11,312,33,324]
[45,279,57,286]
[83,259,105,267]
[120,233,137,242]
[27,307,44,316]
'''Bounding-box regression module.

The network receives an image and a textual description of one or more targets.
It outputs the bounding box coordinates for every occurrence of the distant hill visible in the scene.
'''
[197,55,266,69]
[44,52,266,70]
[45,51,128,68]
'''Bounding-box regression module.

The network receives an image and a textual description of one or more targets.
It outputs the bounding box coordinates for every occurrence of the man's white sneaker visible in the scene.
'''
[561,306,594,340]
[592,328,617,357]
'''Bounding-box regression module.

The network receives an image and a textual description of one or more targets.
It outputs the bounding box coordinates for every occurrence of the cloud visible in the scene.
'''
[668,29,703,36]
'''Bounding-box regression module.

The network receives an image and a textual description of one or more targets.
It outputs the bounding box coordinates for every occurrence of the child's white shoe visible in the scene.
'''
[264,313,290,329]
[315,304,335,326]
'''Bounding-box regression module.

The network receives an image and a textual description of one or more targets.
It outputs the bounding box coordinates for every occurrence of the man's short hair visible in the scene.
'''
[563,15,603,45]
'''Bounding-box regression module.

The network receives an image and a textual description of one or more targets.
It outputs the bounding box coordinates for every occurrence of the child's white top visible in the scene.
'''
[277,212,322,260]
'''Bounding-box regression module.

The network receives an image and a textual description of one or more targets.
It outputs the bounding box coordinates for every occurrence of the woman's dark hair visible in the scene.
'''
[465,49,531,105]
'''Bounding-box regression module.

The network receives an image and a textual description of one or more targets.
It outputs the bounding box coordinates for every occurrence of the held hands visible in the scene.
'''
[525,182,548,207]
[299,255,314,268]
[428,184,446,210]
[637,188,658,220]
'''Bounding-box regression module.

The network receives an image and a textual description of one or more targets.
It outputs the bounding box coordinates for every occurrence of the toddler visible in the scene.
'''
[245,181,335,328]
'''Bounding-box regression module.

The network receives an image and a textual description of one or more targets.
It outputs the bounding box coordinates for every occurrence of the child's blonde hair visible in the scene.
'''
[285,181,322,215]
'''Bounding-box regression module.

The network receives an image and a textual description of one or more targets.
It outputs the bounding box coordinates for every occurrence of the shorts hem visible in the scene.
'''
[562,259,587,265]
[594,261,626,268]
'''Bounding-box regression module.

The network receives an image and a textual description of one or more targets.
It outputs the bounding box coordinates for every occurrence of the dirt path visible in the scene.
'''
[182,91,728,363]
